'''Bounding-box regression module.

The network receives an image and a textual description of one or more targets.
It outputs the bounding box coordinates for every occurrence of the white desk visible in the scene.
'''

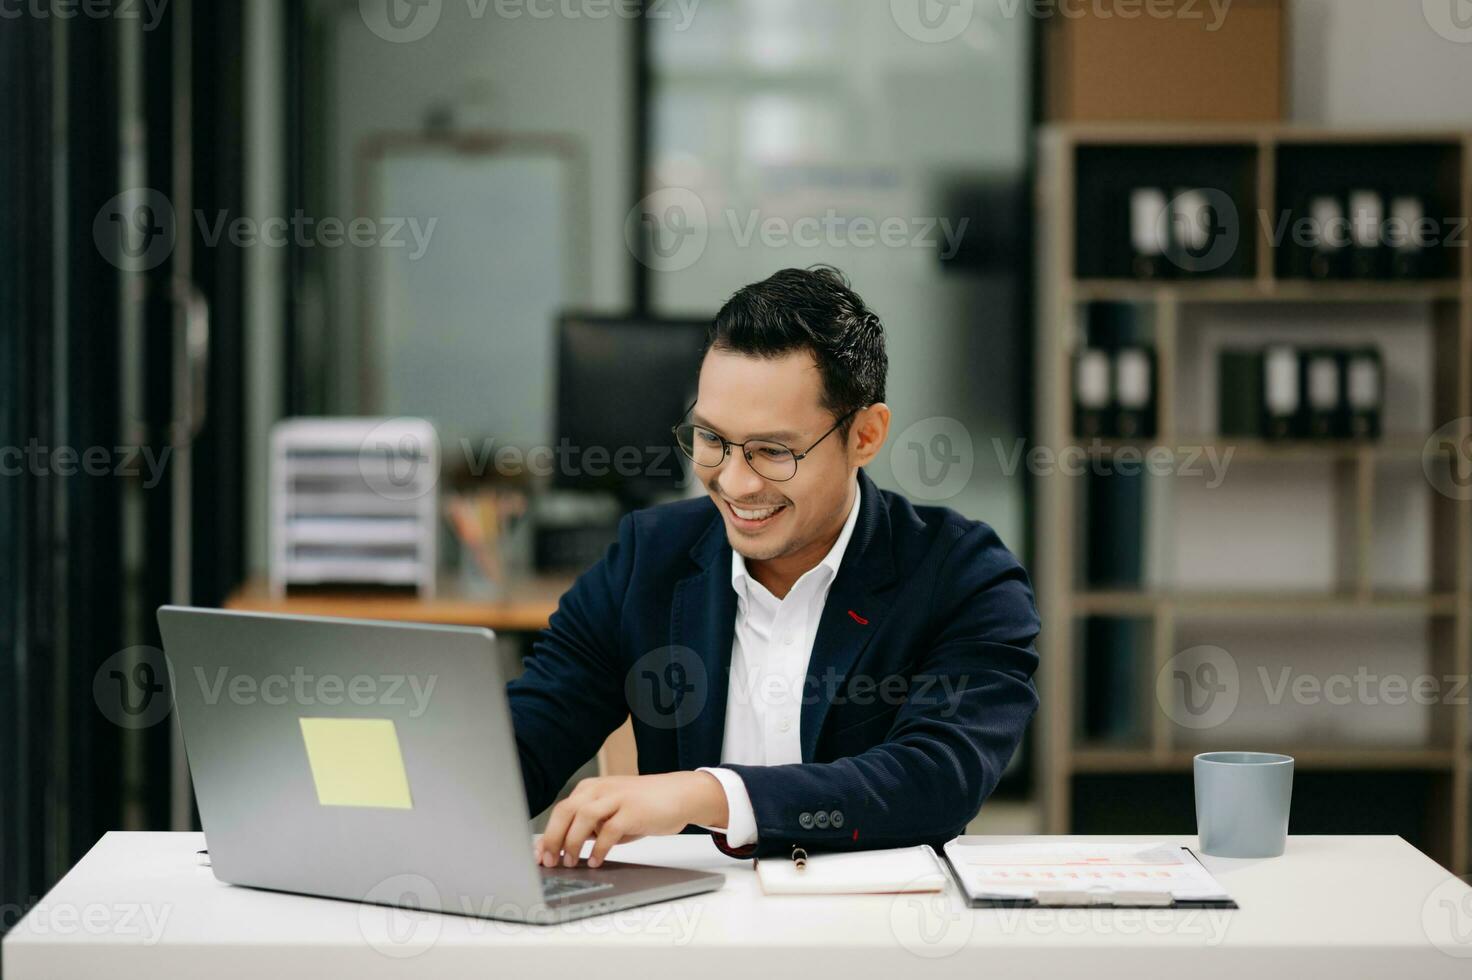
[5,832,1470,978]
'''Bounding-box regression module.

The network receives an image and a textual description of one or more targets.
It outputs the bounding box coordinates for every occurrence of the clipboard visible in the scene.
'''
[941,839,1239,910]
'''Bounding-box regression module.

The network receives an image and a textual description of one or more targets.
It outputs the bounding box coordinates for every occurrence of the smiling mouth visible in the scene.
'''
[722,498,787,529]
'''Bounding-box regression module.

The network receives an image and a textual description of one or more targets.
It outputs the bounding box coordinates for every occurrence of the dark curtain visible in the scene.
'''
[0,4,59,926]
[1,0,250,937]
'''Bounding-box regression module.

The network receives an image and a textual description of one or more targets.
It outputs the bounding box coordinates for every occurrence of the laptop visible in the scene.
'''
[156,606,724,924]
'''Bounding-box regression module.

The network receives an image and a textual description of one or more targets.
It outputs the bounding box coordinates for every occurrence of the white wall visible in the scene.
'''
[1290,0,1472,125]
[327,1,635,407]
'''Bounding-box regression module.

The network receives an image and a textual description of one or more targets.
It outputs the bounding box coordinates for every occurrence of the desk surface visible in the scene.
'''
[6,832,1471,979]
[224,575,576,632]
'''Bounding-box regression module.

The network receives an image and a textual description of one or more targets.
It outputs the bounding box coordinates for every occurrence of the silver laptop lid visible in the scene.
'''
[157,606,546,915]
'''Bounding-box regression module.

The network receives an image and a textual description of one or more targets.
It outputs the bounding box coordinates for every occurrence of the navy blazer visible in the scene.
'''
[507,469,1040,858]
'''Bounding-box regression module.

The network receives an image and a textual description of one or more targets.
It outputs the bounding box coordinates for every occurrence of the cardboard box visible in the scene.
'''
[1045,0,1284,122]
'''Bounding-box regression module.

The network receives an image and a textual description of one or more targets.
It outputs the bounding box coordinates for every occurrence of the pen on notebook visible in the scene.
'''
[791,846,807,872]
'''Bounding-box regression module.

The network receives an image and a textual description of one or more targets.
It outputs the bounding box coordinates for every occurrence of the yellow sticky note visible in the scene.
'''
[299,717,414,809]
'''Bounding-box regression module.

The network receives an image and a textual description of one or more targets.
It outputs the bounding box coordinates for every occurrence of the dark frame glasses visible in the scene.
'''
[671,405,860,482]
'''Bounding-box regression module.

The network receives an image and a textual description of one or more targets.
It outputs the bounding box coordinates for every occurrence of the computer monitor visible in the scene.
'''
[553,313,711,505]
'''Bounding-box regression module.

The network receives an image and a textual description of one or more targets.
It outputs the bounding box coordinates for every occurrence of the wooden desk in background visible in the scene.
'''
[223,576,639,777]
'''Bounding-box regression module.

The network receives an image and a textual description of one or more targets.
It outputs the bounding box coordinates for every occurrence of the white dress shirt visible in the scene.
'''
[698,479,861,847]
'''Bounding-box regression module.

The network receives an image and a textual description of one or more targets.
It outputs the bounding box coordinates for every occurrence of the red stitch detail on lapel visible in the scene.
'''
[847,609,869,625]
[852,829,859,841]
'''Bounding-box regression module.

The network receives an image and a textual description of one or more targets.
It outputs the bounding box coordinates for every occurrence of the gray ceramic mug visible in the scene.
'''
[1194,751,1294,858]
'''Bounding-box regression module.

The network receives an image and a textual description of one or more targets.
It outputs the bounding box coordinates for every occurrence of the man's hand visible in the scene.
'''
[535,771,729,868]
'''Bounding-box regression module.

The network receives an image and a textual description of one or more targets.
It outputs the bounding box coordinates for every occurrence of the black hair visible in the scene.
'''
[705,266,887,433]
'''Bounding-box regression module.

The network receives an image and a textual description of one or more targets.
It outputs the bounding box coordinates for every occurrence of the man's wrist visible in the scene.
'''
[686,770,729,828]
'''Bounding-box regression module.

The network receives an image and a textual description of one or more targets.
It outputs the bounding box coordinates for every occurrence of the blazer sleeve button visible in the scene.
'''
[830,810,844,828]
[814,810,830,829]
[798,811,814,830]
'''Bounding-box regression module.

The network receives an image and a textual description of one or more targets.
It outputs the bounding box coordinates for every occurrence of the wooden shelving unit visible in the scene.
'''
[1035,125,1472,873]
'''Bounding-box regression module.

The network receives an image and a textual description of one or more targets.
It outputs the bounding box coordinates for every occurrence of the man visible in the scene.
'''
[512,266,1039,868]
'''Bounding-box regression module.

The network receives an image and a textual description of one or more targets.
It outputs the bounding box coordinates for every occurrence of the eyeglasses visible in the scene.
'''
[672,407,859,483]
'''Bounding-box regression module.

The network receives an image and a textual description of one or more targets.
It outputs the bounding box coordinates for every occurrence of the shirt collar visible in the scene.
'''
[729,476,862,599]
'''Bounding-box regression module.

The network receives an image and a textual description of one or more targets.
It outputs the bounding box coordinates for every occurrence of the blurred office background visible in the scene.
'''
[5,0,1472,937]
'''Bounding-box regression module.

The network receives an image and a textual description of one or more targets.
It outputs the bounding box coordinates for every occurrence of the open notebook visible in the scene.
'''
[755,845,948,895]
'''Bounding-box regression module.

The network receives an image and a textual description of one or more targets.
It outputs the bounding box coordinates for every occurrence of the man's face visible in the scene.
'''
[690,348,855,562]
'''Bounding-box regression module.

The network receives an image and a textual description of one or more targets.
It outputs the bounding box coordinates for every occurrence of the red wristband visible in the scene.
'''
[709,830,758,859]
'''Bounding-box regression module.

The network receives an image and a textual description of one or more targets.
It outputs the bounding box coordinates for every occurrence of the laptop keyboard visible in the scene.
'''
[541,876,615,902]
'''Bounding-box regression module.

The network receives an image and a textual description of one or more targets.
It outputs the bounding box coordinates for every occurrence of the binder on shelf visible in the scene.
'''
[1303,348,1347,440]
[1218,349,1264,438]
[1307,195,1346,280]
[1081,617,1143,743]
[1388,195,1425,279]
[1261,345,1301,440]
[1168,187,1214,273]
[1082,459,1145,743]
[1348,188,1386,279]
[1074,348,1113,439]
[1346,347,1383,439]
[1226,344,1382,443]
[1129,187,1169,280]
[1283,192,1316,279]
[1113,346,1156,440]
